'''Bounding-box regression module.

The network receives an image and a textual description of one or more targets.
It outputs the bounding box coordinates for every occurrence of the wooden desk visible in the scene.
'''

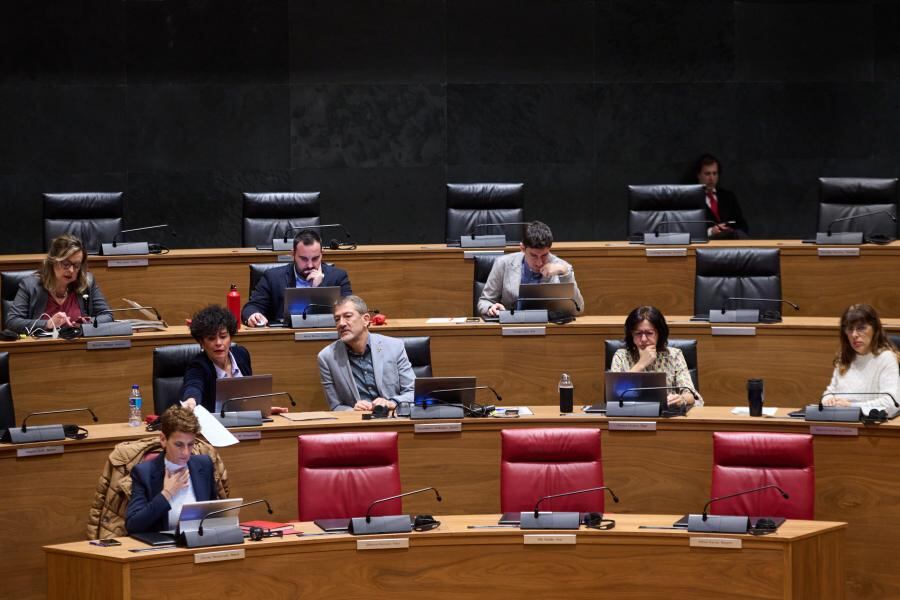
[2,240,898,321]
[44,514,846,600]
[0,408,891,599]
[4,316,899,422]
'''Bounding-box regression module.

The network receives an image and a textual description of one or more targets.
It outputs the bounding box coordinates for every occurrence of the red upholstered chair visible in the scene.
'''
[500,428,604,513]
[297,432,402,521]
[711,432,814,519]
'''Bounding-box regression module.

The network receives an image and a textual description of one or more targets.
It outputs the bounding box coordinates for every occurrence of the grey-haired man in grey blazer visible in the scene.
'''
[477,221,585,318]
[317,295,415,411]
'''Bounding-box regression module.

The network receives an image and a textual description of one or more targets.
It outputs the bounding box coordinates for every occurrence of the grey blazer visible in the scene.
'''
[317,332,415,411]
[6,272,112,333]
[477,251,585,317]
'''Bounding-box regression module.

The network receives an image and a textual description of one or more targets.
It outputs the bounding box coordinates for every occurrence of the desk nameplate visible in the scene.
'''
[810,425,859,437]
[645,248,687,257]
[689,537,742,549]
[17,445,64,458]
[86,340,132,350]
[523,534,576,545]
[501,326,546,337]
[356,538,409,551]
[294,331,339,342]
[608,421,657,431]
[818,248,860,257]
[233,431,262,441]
[710,326,757,336]
[107,258,149,268]
[194,548,245,563]
[414,423,462,434]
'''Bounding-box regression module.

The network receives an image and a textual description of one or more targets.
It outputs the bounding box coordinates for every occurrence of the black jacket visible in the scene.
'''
[178,345,253,412]
[705,188,749,238]
[240,263,352,323]
[125,453,217,534]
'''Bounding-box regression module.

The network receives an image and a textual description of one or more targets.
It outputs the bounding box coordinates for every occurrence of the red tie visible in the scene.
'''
[706,190,720,222]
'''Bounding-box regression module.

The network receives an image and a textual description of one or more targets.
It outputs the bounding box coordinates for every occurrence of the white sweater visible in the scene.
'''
[823,350,900,412]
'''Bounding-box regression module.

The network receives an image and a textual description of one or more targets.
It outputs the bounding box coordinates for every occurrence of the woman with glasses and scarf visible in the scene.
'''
[6,234,112,334]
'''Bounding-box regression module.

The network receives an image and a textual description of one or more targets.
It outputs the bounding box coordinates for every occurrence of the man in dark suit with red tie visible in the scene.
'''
[695,154,749,239]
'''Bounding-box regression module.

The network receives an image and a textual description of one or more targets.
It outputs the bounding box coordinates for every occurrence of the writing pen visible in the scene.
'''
[466,525,519,529]
[295,531,347,537]
[638,525,682,530]
[128,545,176,553]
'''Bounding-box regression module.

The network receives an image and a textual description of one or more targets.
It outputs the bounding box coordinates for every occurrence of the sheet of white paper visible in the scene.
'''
[493,406,534,416]
[731,407,778,417]
[425,317,468,324]
[193,405,240,447]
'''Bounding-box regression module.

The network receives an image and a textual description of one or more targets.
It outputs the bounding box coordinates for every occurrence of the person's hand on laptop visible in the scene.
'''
[487,302,505,317]
[540,263,569,278]
[246,312,268,327]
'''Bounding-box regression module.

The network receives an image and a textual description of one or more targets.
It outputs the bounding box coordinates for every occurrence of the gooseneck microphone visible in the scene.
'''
[818,391,898,412]
[282,224,352,244]
[198,499,272,535]
[111,224,169,247]
[651,220,735,235]
[364,487,442,523]
[300,303,335,318]
[701,485,789,521]
[21,408,98,432]
[826,210,897,235]
[721,297,800,313]
[220,392,297,418]
[92,306,163,327]
[619,385,699,408]
[532,486,619,519]
[420,386,502,404]
[467,221,533,239]
[513,297,581,313]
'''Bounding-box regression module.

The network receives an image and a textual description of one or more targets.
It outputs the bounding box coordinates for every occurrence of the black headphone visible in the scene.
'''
[413,515,441,532]
[248,527,283,542]
[63,424,89,440]
[325,238,357,251]
[583,512,615,530]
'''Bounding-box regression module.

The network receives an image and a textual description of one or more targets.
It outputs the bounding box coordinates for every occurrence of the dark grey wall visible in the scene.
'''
[1,0,898,253]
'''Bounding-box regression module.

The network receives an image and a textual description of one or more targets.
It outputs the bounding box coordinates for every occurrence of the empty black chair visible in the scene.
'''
[1,270,37,331]
[399,337,433,378]
[0,352,14,435]
[603,339,699,390]
[817,178,899,238]
[446,183,524,244]
[694,248,782,319]
[249,263,286,295]
[472,254,501,316]
[152,344,201,415]
[43,192,123,254]
[242,192,321,247]
[627,184,708,241]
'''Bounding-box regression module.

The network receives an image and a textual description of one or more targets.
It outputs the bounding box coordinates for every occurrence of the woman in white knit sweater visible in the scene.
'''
[822,304,900,413]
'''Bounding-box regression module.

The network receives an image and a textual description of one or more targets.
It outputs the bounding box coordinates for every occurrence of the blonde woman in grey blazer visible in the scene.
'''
[477,221,585,318]
[318,295,415,411]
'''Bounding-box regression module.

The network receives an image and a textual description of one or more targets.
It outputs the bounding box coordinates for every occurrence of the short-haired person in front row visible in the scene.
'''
[242,229,353,327]
[179,305,252,412]
[477,220,585,318]
[821,303,900,411]
[126,406,218,534]
[318,295,414,412]
[610,305,703,408]
[6,234,112,334]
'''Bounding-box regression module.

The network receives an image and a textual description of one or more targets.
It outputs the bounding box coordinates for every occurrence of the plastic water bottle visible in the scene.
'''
[559,373,574,413]
[128,384,143,427]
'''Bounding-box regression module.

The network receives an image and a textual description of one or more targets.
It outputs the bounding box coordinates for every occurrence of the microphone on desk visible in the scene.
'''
[300,303,335,318]
[415,385,502,418]
[709,297,798,324]
[282,224,353,250]
[5,408,99,444]
[684,485,789,533]
[349,487,442,535]
[818,391,898,412]
[198,499,272,536]
[520,486,619,530]
[721,297,800,314]
[513,297,581,313]
[466,221,533,240]
[111,224,170,248]
[619,386,699,407]
[826,210,897,235]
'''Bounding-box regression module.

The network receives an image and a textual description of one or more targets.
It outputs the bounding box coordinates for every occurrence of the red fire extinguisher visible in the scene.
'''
[227,284,241,330]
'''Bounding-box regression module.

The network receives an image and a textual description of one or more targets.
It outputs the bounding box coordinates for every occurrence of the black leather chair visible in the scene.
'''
[1,270,37,330]
[0,352,14,434]
[627,184,708,241]
[446,183,524,244]
[399,337,433,378]
[249,263,286,295]
[43,192,123,254]
[152,344,201,415]
[603,339,699,390]
[817,178,899,238]
[472,254,501,315]
[694,248,782,319]
[242,192,321,247]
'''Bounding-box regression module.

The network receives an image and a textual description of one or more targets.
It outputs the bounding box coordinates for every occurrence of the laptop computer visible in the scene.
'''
[282,286,341,323]
[517,282,578,317]
[132,498,245,544]
[414,376,477,409]
[583,371,668,413]
[214,375,274,416]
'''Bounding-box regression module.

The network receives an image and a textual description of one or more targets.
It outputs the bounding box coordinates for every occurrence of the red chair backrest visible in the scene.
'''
[500,428,604,513]
[297,432,402,521]
[711,432,814,519]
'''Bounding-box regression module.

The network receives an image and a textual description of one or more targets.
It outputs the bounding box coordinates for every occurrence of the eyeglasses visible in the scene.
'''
[57,260,83,271]
[632,330,657,339]
[844,324,871,335]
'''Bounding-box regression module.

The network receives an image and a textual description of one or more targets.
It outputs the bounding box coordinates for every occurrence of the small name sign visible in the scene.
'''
[276,255,293,263]
[817,248,860,257]
[17,445,64,458]
[414,423,462,434]
[810,426,859,437]
[710,327,757,336]
[107,258,149,268]
[294,331,339,342]
[645,248,687,257]
[86,340,132,350]
[608,421,657,432]
[689,537,742,549]
[501,327,546,337]
[194,549,245,564]
[233,431,262,441]
[524,534,576,545]
[357,538,409,551]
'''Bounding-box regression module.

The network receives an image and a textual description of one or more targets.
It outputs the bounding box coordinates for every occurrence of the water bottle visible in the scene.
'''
[559,373,574,413]
[227,284,241,330]
[128,384,143,427]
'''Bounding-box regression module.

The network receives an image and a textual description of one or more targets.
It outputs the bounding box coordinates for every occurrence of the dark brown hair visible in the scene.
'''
[623,305,669,363]
[160,406,200,438]
[835,303,899,374]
